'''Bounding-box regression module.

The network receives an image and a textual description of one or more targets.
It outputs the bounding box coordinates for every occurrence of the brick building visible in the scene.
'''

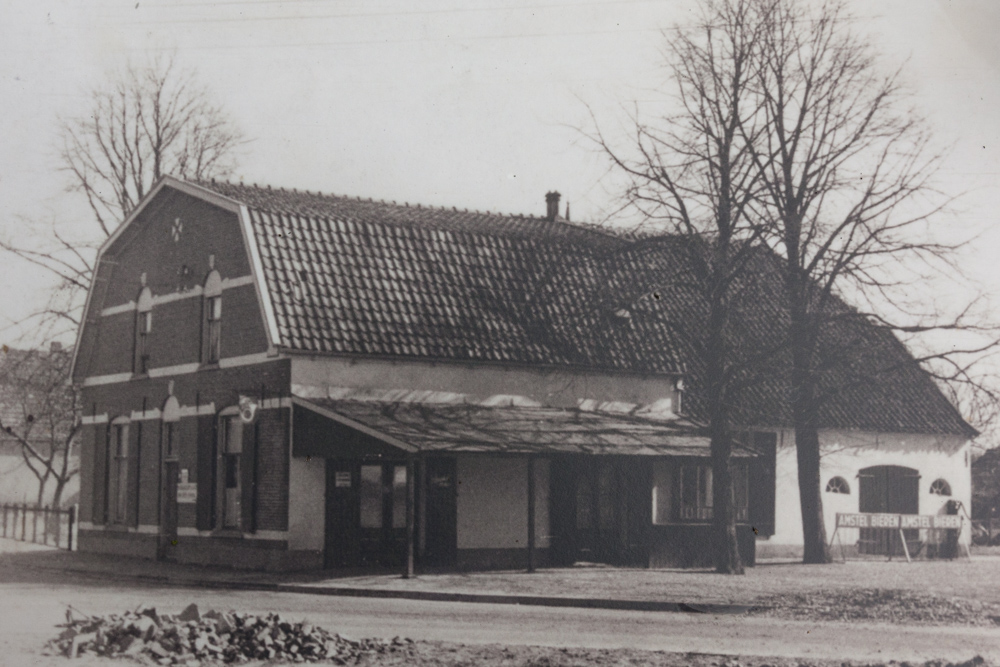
[70,176,974,570]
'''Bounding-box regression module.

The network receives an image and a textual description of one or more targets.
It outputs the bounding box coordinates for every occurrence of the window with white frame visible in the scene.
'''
[162,396,180,459]
[203,272,223,364]
[652,460,748,524]
[825,476,851,494]
[680,463,713,520]
[134,288,152,374]
[929,478,952,496]
[108,421,130,524]
[206,296,222,363]
[651,460,673,525]
[219,414,242,529]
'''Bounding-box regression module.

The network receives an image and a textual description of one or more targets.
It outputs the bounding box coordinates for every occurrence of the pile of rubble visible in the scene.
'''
[45,603,413,663]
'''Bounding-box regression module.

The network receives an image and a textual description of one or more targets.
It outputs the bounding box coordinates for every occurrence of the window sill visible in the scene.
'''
[131,372,150,380]
[105,523,132,532]
[212,528,244,539]
[198,362,220,372]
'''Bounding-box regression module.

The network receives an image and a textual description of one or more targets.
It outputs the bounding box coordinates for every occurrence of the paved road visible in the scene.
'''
[3,579,999,666]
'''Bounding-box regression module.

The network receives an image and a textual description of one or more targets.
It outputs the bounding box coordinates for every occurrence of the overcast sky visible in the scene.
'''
[2,0,1000,345]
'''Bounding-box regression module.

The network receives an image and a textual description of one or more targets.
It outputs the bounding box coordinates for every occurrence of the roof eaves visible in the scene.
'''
[239,205,282,349]
[276,346,686,378]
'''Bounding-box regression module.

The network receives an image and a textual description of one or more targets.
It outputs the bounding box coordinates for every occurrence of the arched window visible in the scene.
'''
[161,396,180,459]
[108,416,131,524]
[825,476,851,494]
[134,287,153,374]
[929,478,952,496]
[202,271,223,363]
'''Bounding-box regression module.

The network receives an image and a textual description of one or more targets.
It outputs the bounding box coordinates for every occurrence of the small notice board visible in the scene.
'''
[334,471,352,488]
[177,482,197,504]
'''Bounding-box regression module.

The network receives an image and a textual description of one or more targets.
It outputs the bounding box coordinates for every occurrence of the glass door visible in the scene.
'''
[358,463,408,566]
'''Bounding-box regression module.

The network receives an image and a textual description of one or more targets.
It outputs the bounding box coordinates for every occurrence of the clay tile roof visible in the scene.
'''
[187,179,973,437]
[193,179,685,375]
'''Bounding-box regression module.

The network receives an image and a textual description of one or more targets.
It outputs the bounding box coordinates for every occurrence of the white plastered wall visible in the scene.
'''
[456,456,550,550]
[287,455,326,551]
[767,429,971,548]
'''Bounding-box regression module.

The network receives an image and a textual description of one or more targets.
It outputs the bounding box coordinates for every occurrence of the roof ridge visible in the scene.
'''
[190,177,622,241]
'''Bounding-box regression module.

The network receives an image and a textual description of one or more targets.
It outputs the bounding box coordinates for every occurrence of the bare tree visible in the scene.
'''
[591,0,772,574]
[0,344,80,509]
[0,55,245,337]
[745,0,996,563]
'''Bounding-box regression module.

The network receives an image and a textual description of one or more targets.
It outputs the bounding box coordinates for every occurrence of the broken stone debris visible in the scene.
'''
[45,604,414,663]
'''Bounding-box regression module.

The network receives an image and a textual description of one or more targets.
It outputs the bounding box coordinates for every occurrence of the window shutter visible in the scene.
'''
[196,414,217,531]
[92,424,110,525]
[130,423,142,528]
[749,432,776,537]
[241,421,258,533]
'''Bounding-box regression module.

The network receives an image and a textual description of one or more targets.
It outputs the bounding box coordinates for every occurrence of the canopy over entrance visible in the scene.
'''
[291,391,759,458]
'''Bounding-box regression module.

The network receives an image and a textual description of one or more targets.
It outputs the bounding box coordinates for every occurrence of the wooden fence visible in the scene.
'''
[0,503,76,550]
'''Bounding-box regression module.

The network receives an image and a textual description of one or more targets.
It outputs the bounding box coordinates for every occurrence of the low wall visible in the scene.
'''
[78,529,321,571]
[649,524,756,568]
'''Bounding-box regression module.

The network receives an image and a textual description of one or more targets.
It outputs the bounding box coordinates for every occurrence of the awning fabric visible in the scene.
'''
[292,395,758,457]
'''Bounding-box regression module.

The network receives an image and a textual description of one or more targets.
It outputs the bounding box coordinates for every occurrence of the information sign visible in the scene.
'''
[836,513,900,528]
[836,512,962,530]
[335,472,352,488]
[177,482,197,504]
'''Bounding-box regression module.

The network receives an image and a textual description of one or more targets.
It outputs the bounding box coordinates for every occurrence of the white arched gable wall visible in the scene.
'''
[765,429,971,555]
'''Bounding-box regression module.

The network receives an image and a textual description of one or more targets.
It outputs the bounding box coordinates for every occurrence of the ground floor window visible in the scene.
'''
[108,422,130,524]
[219,415,242,529]
[652,459,748,524]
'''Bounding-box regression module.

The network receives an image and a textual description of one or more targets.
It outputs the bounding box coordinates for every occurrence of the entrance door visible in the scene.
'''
[159,460,179,561]
[325,461,359,568]
[423,458,457,567]
[325,461,409,568]
[569,458,649,566]
[358,463,409,566]
[859,465,920,555]
[574,461,616,562]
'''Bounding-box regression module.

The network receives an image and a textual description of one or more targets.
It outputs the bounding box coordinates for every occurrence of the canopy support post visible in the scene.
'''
[404,454,416,579]
[527,456,536,573]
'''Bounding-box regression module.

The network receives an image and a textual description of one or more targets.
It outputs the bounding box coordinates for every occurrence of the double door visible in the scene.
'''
[326,461,408,567]
[550,457,649,566]
[858,465,920,555]
[324,458,458,569]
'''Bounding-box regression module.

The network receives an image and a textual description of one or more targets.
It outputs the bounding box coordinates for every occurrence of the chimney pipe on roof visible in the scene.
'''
[545,191,561,221]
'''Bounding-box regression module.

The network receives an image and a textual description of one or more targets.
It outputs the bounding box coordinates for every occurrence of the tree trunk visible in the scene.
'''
[35,477,48,510]
[711,428,744,574]
[706,267,744,575]
[789,304,831,564]
[52,481,66,511]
